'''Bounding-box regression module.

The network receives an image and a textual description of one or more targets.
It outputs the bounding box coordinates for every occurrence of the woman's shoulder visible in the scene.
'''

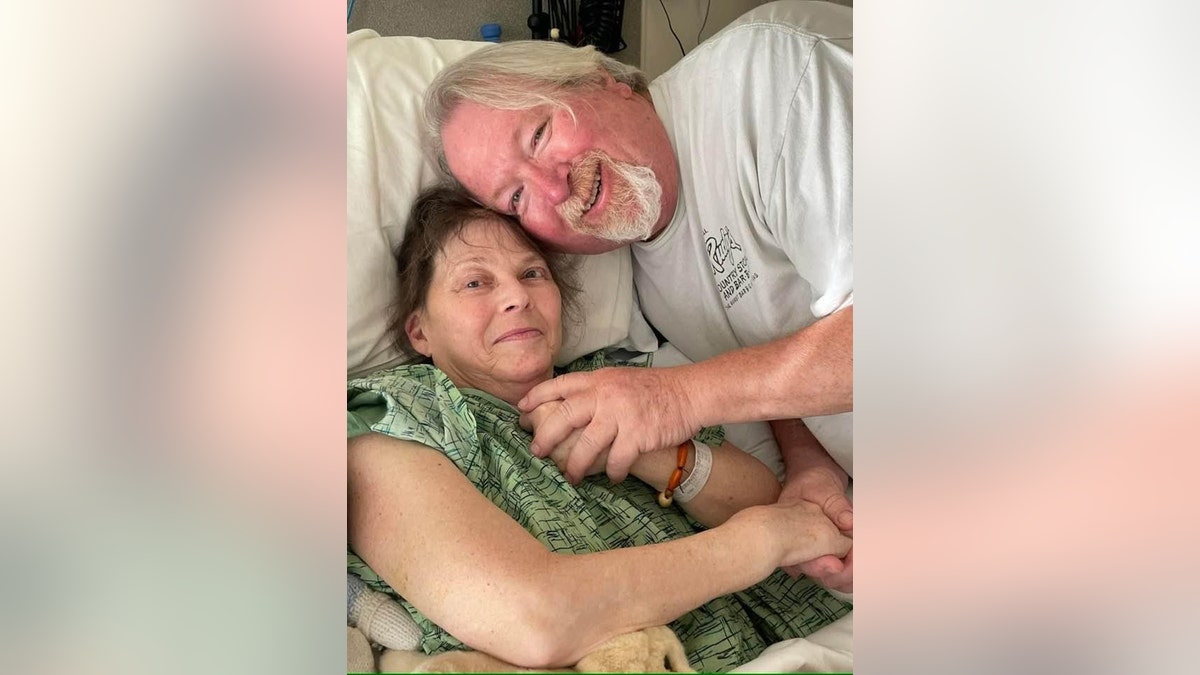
[348,364,478,450]
[350,362,444,389]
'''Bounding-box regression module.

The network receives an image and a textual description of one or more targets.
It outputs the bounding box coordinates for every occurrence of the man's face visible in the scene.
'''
[440,76,678,254]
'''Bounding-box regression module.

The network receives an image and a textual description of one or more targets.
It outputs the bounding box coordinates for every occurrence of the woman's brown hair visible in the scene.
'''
[386,185,581,361]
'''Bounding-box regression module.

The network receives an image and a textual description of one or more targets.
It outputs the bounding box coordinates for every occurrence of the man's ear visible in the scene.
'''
[599,69,634,99]
[405,312,433,357]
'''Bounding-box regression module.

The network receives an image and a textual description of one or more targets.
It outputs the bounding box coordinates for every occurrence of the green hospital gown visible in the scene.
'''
[347,364,850,673]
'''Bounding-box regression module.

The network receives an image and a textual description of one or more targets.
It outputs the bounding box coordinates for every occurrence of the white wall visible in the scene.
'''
[640,0,850,80]
[348,0,644,69]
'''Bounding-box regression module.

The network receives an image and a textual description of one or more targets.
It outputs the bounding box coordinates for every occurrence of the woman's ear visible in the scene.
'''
[405,312,433,357]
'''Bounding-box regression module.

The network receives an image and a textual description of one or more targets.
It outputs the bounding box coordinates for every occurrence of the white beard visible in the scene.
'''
[558,150,662,243]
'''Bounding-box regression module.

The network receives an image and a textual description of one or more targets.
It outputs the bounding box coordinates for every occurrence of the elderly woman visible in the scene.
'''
[347,187,852,672]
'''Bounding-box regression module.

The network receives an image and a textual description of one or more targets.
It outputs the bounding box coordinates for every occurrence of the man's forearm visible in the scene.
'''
[771,418,848,493]
[683,306,853,426]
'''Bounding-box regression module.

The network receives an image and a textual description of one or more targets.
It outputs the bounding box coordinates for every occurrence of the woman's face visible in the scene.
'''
[406,217,562,397]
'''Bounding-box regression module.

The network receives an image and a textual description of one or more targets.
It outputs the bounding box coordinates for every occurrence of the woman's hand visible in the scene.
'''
[733,500,853,570]
[778,467,853,592]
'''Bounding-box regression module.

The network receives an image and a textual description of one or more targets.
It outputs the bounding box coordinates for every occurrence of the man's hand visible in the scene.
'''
[517,367,701,483]
[520,402,607,480]
[778,467,853,592]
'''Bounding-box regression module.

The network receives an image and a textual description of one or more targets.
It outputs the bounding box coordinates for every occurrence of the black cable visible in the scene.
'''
[553,0,568,38]
[568,0,577,42]
[696,0,712,45]
[657,0,685,57]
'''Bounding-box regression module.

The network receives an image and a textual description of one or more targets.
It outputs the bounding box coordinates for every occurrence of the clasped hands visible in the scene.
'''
[517,366,853,593]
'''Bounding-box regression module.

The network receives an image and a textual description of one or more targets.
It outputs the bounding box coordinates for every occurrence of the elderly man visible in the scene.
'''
[425,1,854,591]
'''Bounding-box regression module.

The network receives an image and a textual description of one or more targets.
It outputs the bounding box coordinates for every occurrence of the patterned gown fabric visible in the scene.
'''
[347,363,850,673]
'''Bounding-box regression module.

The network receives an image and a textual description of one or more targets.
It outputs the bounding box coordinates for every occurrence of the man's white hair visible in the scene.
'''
[424,41,649,181]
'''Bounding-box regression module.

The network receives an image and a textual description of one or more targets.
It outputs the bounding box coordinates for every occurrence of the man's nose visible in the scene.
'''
[528,160,570,206]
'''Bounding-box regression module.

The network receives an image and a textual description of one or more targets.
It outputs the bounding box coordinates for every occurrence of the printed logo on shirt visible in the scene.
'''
[705,227,758,309]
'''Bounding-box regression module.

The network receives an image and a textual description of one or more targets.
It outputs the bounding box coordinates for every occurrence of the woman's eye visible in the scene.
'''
[532,122,547,150]
[465,279,482,289]
[510,187,523,211]
[523,267,547,279]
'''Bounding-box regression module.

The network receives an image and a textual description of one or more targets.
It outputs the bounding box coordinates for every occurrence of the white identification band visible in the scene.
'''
[672,440,713,504]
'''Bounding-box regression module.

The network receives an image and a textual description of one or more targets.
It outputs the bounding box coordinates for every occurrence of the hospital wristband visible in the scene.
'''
[671,440,713,504]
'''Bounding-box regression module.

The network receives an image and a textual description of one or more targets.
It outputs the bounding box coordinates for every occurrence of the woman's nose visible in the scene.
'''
[500,278,532,312]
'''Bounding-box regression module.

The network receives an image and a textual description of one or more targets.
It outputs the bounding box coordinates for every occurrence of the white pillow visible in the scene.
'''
[347,30,657,379]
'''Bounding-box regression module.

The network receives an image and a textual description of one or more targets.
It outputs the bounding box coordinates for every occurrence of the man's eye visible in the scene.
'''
[510,187,523,211]
[465,280,482,289]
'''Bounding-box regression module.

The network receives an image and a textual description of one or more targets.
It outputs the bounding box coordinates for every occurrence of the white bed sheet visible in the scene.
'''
[732,613,853,673]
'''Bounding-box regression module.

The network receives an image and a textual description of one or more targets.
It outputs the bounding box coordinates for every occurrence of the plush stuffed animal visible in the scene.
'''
[348,625,378,673]
[574,626,694,673]
[349,574,423,652]
[378,625,694,673]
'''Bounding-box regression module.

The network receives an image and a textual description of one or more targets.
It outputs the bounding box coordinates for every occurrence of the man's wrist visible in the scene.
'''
[783,465,848,498]
[668,364,713,430]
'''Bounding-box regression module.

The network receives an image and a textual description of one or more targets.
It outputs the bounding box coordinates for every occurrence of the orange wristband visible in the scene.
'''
[658,440,693,507]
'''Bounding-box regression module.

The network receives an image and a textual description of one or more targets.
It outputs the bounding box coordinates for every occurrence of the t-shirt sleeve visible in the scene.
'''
[763,32,854,319]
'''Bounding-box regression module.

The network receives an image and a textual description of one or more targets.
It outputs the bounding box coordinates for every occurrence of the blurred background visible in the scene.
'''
[2,1,1197,674]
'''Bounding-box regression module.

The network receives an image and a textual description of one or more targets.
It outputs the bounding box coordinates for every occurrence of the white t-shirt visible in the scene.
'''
[634,3,854,475]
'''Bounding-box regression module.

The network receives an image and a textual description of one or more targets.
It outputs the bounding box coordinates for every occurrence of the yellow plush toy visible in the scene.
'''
[377,625,694,673]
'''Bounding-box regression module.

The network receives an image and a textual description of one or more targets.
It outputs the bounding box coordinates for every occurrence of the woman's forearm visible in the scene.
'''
[629,441,781,527]
[531,507,782,665]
